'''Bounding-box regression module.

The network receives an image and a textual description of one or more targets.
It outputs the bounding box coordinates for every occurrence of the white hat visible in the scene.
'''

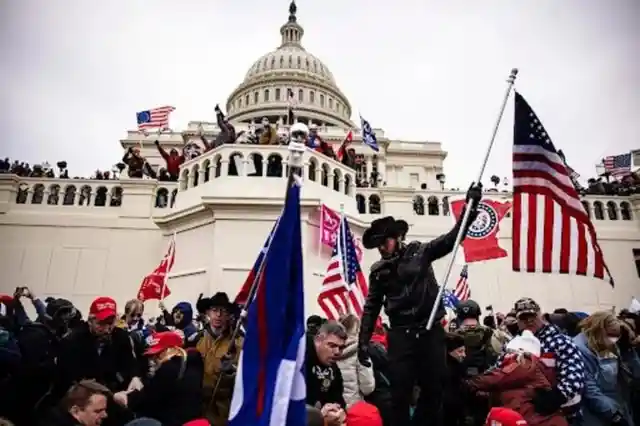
[506,330,541,357]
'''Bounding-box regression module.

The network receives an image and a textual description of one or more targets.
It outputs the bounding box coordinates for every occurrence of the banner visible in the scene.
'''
[320,204,363,261]
[451,199,511,263]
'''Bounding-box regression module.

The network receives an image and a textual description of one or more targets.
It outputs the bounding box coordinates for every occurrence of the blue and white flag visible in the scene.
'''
[360,115,379,152]
[443,288,460,310]
[229,182,306,426]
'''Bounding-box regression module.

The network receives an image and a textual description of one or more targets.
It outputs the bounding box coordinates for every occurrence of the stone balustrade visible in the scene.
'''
[177,144,357,197]
[0,169,637,227]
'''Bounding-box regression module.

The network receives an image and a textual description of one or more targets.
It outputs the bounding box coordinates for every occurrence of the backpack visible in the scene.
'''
[16,322,56,370]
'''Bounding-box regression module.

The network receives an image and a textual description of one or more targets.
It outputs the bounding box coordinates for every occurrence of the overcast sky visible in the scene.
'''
[1,0,638,188]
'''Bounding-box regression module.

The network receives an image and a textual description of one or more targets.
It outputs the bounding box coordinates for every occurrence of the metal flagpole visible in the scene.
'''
[426,68,519,330]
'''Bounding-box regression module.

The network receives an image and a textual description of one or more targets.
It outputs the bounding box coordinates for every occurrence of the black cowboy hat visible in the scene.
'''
[196,292,239,316]
[362,216,409,249]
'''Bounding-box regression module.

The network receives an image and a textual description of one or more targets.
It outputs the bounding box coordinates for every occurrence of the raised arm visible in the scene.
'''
[358,261,388,347]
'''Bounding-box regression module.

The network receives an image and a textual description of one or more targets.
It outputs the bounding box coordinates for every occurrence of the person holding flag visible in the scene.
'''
[357,184,482,426]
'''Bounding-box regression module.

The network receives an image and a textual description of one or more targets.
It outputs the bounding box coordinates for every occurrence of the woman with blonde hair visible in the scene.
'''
[573,311,640,426]
[336,314,376,407]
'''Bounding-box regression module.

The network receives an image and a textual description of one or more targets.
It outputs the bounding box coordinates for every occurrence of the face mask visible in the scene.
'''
[608,337,619,345]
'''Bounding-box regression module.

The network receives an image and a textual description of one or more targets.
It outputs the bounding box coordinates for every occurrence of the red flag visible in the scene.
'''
[137,237,176,302]
[336,130,353,161]
[450,199,511,263]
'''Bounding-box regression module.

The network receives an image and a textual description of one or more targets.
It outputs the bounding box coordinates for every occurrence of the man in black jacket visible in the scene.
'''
[305,321,347,409]
[357,184,482,426]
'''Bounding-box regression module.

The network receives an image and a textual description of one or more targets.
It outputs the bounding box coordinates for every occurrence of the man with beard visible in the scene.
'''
[357,184,482,426]
[54,297,142,426]
[196,292,243,426]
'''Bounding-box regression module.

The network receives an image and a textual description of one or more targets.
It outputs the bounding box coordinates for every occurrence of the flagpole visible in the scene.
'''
[426,68,518,330]
[157,231,175,316]
[209,136,307,407]
[339,203,352,316]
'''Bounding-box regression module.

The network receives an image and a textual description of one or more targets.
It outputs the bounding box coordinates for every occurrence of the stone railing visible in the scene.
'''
[354,187,638,224]
[176,144,357,197]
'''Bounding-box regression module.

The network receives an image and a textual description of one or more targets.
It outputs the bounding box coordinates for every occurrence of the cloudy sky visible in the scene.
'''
[1,0,638,188]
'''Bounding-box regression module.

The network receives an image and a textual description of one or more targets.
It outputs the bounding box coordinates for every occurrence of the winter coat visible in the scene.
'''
[127,351,204,426]
[336,336,376,407]
[54,323,138,397]
[156,144,184,178]
[468,355,567,426]
[197,329,243,426]
[305,336,346,408]
[365,341,392,426]
[259,125,279,145]
[574,332,640,426]
[163,302,199,347]
[39,408,84,426]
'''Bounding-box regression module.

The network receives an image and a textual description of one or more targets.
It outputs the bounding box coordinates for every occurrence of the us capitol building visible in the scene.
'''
[1,2,638,316]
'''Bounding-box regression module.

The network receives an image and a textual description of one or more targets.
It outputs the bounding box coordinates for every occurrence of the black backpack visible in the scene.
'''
[16,322,57,370]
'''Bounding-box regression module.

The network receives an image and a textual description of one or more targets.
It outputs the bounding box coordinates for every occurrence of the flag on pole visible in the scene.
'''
[228,182,306,426]
[137,236,176,302]
[287,88,296,124]
[512,92,613,285]
[235,220,278,306]
[443,288,460,309]
[137,106,175,131]
[317,216,368,319]
[603,153,632,178]
[453,265,470,302]
[360,116,379,152]
[336,130,354,161]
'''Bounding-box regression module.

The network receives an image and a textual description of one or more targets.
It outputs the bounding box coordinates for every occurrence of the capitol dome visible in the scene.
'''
[225,1,353,128]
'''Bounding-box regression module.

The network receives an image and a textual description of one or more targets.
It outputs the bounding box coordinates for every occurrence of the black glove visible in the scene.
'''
[357,344,371,367]
[612,412,629,426]
[465,182,483,208]
[532,387,567,415]
[220,354,236,375]
[154,140,159,146]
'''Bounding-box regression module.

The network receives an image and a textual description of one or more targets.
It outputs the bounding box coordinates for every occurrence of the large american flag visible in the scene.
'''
[137,106,175,131]
[317,217,368,319]
[512,92,613,284]
[603,153,632,178]
[453,265,470,301]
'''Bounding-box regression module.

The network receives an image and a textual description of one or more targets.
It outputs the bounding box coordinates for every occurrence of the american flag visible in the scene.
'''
[317,216,368,319]
[453,265,470,301]
[136,106,175,131]
[603,153,632,178]
[512,92,613,284]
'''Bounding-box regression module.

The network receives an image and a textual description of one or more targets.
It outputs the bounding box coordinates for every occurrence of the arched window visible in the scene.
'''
[213,155,222,178]
[427,196,439,215]
[413,196,425,215]
[369,195,381,214]
[275,88,281,101]
[245,94,249,106]
[270,57,275,68]
[320,94,325,107]
[266,154,283,177]
[248,153,263,177]
[63,185,76,206]
[442,196,450,216]
[254,92,259,104]
[333,170,342,192]
[192,164,200,187]
[321,164,330,186]
[156,188,169,208]
[297,57,301,68]
[264,89,270,102]
[344,174,352,195]
[298,89,304,103]
[47,184,60,205]
[620,201,632,220]
[581,201,591,218]
[288,56,292,67]
[308,159,317,181]
[180,169,190,191]
[31,184,45,204]
[170,189,178,208]
[310,91,315,103]
[78,185,92,206]
[202,160,211,183]
[16,184,28,204]
[356,194,366,214]
[606,201,618,220]
[110,187,122,207]
[593,201,604,220]
[94,186,108,207]
[279,56,284,68]
[228,153,242,176]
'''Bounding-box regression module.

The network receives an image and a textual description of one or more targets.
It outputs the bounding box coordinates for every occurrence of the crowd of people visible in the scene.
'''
[1,286,639,426]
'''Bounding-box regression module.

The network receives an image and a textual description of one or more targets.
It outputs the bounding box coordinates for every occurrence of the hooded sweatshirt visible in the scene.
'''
[163,302,198,347]
[336,333,376,407]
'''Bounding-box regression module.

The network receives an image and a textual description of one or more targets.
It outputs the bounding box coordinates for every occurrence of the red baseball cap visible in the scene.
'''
[89,297,117,321]
[183,419,211,426]
[144,331,184,356]
[486,407,528,426]
[346,401,383,426]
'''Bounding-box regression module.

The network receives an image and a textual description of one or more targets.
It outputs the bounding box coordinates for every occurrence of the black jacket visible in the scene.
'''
[54,323,138,398]
[305,337,345,408]
[359,217,472,344]
[127,351,204,426]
